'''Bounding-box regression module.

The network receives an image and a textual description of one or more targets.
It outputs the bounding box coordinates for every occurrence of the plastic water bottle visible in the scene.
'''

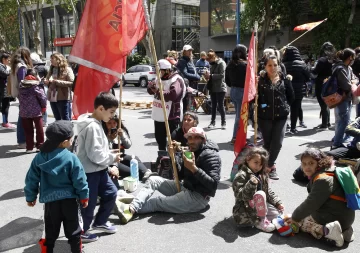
[130,155,139,181]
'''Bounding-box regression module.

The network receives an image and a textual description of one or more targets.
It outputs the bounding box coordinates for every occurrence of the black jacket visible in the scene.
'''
[33,63,48,79]
[171,127,187,147]
[283,47,310,99]
[0,63,10,100]
[176,56,200,82]
[257,74,295,120]
[225,60,247,88]
[313,57,333,87]
[183,140,221,197]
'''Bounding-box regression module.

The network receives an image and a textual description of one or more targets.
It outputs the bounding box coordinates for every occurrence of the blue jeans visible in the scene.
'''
[17,115,26,144]
[81,170,117,232]
[334,100,351,147]
[230,87,244,139]
[50,100,71,121]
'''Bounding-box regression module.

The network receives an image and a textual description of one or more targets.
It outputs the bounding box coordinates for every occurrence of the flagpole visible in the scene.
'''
[280,18,328,52]
[254,21,259,144]
[142,0,181,192]
[118,75,123,153]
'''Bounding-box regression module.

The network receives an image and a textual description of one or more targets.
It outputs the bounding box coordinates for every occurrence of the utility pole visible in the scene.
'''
[236,0,241,44]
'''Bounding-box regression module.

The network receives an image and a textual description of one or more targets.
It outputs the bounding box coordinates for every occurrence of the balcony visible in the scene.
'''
[172,15,200,27]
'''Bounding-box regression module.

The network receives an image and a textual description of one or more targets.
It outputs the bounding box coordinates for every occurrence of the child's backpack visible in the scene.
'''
[313,167,360,211]
[230,143,255,182]
[321,66,347,109]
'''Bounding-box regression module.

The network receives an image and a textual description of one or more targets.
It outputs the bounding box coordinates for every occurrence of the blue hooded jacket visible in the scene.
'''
[24,148,89,203]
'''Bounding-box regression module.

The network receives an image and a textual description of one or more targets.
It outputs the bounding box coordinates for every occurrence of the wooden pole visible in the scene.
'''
[118,75,123,152]
[254,22,259,144]
[142,0,181,192]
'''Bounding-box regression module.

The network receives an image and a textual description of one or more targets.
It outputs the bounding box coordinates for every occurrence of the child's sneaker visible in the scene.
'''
[81,231,99,243]
[114,201,133,224]
[255,218,276,232]
[92,221,117,234]
[343,226,354,242]
[253,191,267,217]
[324,221,344,247]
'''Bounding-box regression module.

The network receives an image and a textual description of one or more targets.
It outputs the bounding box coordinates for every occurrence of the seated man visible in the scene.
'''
[326,117,360,160]
[114,127,221,223]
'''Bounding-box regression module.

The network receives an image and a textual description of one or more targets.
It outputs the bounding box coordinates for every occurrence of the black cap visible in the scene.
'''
[40,120,74,153]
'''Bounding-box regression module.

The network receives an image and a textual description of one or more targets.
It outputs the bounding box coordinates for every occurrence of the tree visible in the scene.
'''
[0,0,20,51]
[140,0,157,62]
[210,0,234,35]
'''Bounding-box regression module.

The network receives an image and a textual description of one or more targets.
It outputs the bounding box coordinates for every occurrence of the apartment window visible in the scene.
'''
[43,18,55,53]
[60,15,75,38]
[172,4,199,27]
[210,0,236,36]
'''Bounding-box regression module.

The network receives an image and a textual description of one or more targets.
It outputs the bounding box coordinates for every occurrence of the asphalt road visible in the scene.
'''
[0,86,358,253]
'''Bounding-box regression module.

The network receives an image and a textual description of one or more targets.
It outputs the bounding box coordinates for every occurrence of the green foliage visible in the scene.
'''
[127,53,151,69]
[210,0,234,35]
[0,0,20,51]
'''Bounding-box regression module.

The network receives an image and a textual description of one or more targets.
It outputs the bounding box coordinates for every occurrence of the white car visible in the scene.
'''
[123,64,156,87]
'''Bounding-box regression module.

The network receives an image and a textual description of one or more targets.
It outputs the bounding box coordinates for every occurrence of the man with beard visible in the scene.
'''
[114,127,221,223]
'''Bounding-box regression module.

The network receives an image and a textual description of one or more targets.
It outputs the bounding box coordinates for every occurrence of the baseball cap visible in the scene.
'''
[30,52,42,65]
[158,59,172,70]
[183,45,194,51]
[184,127,206,140]
[40,120,74,153]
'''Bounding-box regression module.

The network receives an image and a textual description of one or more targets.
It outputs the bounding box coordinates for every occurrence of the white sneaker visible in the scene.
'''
[325,221,344,247]
[255,218,276,233]
[343,226,354,242]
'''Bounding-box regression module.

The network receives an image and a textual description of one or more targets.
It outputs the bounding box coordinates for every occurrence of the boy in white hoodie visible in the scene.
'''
[76,92,121,242]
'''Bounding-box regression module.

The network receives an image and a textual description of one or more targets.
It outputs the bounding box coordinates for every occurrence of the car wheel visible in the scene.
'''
[122,81,127,86]
[140,78,148,88]
[134,82,141,87]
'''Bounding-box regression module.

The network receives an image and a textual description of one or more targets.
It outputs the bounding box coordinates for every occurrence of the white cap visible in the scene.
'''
[183,45,194,51]
[30,52,42,64]
[158,59,172,70]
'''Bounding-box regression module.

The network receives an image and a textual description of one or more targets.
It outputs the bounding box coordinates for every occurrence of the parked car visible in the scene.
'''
[123,64,156,87]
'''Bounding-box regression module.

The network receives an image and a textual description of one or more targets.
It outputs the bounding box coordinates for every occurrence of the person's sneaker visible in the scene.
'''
[2,123,16,128]
[289,129,298,134]
[268,169,279,180]
[142,169,158,183]
[343,226,354,242]
[81,231,99,243]
[16,143,26,149]
[229,138,236,145]
[324,221,344,247]
[26,149,34,154]
[315,124,328,130]
[255,218,276,232]
[221,122,226,130]
[208,121,215,129]
[252,191,267,217]
[92,221,117,234]
[114,201,133,224]
[299,121,307,128]
[116,189,135,204]
[286,123,291,130]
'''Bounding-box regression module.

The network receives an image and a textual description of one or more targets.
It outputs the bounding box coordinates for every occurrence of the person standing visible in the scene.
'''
[44,53,74,121]
[176,45,200,89]
[205,51,227,129]
[195,51,210,76]
[257,55,294,180]
[332,49,358,149]
[10,47,32,148]
[225,44,247,143]
[313,42,336,130]
[0,52,15,128]
[149,59,186,151]
[282,46,310,134]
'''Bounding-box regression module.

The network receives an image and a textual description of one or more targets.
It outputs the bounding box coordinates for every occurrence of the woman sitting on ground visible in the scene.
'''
[171,111,199,147]
[102,115,156,182]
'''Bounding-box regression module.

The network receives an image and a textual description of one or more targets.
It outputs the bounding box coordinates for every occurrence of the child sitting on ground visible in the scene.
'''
[290,148,355,247]
[232,147,284,232]
[24,121,89,253]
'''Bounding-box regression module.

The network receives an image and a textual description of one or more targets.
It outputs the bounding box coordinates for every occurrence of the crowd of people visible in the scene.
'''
[0,40,359,252]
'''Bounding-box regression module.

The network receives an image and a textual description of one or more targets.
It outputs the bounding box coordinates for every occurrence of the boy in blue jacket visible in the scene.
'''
[24,120,89,253]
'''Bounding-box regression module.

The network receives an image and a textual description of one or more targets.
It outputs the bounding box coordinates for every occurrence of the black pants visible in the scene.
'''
[1,97,11,122]
[210,92,226,123]
[117,155,148,179]
[298,107,303,122]
[44,198,82,253]
[154,119,180,150]
[325,147,360,160]
[315,82,330,127]
[290,98,302,129]
[258,118,287,167]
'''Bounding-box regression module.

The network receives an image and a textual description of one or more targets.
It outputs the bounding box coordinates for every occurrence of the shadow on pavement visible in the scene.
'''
[291,179,308,187]
[143,133,155,139]
[268,232,349,251]
[0,217,43,252]
[212,217,259,243]
[145,142,158,146]
[299,140,332,149]
[285,128,319,137]
[217,179,232,190]
[23,240,70,253]
[146,211,206,225]
[0,188,25,201]
[217,142,234,151]
[0,145,26,159]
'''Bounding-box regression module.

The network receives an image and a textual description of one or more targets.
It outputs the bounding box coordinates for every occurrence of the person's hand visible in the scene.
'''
[168,142,176,156]
[287,218,299,226]
[109,166,120,179]
[44,79,49,85]
[114,153,122,163]
[117,128,123,137]
[182,152,197,173]
[250,175,259,185]
[49,76,54,83]
[27,200,36,207]
[277,204,285,212]
[81,200,88,208]
[108,130,117,141]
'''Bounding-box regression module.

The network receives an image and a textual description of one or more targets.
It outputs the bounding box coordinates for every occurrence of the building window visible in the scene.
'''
[60,15,75,38]
[210,0,236,36]
[44,18,55,53]
[172,3,199,27]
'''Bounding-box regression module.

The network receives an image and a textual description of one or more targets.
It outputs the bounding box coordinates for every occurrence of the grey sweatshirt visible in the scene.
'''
[76,117,116,173]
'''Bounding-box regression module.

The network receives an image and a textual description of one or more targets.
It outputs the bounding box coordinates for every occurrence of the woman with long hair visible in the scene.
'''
[44,53,74,121]
[9,46,33,148]
[257,55,294,180]
[225,44,247,143]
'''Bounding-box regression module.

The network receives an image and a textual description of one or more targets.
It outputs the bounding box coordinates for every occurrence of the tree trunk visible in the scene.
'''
[258,0,272,50]
[214,8,227,33]
[345,0,356,48]
[140,32,153,63]
[34,0,43,57]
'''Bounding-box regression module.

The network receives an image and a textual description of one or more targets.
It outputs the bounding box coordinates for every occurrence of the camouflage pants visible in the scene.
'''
[299,215,323,239]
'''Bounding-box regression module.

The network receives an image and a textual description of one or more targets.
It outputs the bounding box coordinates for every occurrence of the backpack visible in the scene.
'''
[313,167,360,211]
[155,150,183,180]
[321,66,347,108]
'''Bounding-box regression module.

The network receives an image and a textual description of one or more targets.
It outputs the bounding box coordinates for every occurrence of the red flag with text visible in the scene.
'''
[69,0,148,117]
[234,32,256,155]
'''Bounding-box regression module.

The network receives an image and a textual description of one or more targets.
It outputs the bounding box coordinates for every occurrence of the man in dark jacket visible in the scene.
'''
[114,127,221,223]
[282,46,310,133]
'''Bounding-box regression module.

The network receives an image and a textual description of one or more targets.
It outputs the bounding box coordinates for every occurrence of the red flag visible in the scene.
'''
[69,0,148,118]
[293,19,327,31]
[234,32,256,155]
